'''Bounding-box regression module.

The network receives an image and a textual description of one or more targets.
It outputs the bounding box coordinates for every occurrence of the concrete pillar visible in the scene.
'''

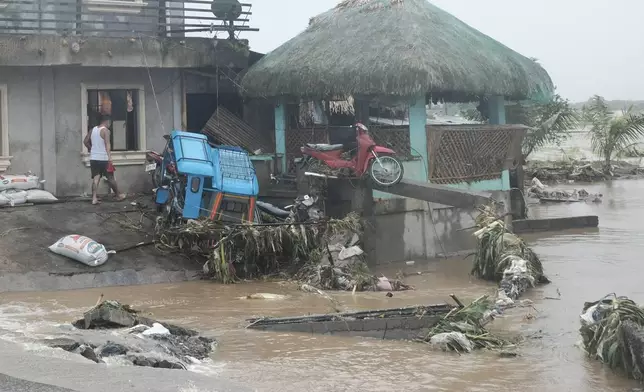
[274,100,286,173]
[172,69,182,131]
[487,95,506,125]
[409,94,428,180]
[40,68,56,194]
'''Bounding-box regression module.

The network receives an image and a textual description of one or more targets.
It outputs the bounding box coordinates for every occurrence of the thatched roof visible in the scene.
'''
[240,0,554,103]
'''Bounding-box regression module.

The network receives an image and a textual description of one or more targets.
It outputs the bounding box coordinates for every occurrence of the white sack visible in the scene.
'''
[0,174,40,191]
[26,189,58,204]
[1,189,27,206]
[49,235,109,267]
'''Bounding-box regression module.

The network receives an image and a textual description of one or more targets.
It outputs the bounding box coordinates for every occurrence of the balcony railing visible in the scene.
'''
[0,0,258,37]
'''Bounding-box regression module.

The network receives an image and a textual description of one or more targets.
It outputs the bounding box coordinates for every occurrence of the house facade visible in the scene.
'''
[0,0,257,196]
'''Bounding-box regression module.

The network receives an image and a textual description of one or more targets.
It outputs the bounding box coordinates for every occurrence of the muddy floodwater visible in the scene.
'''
[1,179,644,391]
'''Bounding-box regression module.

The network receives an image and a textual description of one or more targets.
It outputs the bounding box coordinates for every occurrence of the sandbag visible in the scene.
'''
[0,174,39,191]
[0,193,9,206]
[25,189,58,204]
[1,189,27,206]
[49,235,109,267]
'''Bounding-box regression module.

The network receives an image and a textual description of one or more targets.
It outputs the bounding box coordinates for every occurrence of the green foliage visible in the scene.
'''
[583,95,644,172]
[580,294,644,379]
[423,295,509,351]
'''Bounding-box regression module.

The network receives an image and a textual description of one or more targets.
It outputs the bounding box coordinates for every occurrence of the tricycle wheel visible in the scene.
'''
[369,155,404,187]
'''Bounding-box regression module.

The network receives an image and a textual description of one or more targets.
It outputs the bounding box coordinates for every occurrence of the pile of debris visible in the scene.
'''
[45,300,216,370]
[156,211,412,292]
[421,295,510,353]
[580,294,644,380]
[526,159,644,183]
[527,178,603,203]
[0,173,57,207]
[295,228,412,292]
[471,205,549,302]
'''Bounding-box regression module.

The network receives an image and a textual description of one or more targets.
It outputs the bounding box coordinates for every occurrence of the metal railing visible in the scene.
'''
[0,0,258,37]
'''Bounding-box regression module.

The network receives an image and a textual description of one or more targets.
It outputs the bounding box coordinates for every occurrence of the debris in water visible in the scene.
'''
[471,205,548,301]
[579,294,644,381]
[420,295,509,352]
[62,300,216,370]
[240,293,289,300]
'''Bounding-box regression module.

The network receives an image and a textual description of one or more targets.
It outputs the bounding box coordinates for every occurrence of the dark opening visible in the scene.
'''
[87,89,138,151]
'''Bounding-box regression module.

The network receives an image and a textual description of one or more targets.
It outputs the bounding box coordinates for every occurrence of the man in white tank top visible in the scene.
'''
[83,114,126,205]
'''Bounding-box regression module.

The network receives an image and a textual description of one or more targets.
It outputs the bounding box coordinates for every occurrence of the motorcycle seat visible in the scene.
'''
[306,143,344,151]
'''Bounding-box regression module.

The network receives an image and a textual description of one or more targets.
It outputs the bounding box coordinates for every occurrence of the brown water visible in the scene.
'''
[1,180,643,392]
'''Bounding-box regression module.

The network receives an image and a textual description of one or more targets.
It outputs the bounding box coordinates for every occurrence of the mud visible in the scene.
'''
[0,196,202,292]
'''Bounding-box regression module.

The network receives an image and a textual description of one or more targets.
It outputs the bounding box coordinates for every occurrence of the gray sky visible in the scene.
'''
[241,0,643,102]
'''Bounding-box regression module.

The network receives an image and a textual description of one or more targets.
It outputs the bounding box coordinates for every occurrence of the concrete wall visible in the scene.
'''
[369,192,509,264]
[1,66,180,196]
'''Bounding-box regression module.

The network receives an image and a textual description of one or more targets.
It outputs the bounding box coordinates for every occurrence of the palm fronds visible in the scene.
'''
[583,95,644,172]
[580,294,644,380]
[471,205,547,300]
[422,295,508,352]
[155,213,407,290]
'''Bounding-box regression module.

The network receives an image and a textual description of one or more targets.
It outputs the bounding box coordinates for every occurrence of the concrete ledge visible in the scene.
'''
[513,216,599,234]
[0,35,249,68]
[0,268,200,293]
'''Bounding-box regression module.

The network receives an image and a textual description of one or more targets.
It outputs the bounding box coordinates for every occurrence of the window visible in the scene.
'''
[87,89,139,151]
[81,83,146,166]
[0,84,10,172]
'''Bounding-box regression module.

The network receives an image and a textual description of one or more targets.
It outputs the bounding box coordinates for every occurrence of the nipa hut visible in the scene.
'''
[241,0,554,188]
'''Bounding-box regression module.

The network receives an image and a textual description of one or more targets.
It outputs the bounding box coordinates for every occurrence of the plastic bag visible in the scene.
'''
[429,332,474,353]
[49,235,109,267]
[0,174,40,191]
[1,189,27,206]
[25,189,58,204]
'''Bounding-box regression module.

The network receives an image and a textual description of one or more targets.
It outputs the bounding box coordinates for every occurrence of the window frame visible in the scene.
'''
[81,83,147,167]
[0,84,11,172]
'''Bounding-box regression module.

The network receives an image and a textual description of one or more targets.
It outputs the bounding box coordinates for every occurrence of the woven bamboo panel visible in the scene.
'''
[368,125,412,157]
[285,127,330,174]
[427,125,526,184]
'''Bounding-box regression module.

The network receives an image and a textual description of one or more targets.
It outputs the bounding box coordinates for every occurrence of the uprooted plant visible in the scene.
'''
[580,294,644,380]
[421,295,509,353]
[155,212,412,291]
[471,205,548,300]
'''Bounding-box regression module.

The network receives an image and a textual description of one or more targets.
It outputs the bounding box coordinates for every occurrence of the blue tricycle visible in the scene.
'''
[151,130,260,225]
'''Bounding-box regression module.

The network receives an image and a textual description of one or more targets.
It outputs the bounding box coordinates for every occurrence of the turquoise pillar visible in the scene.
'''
[274,101,286,173]
[488,95,510,190]
[487,95,506,125]
[409,94,428,180]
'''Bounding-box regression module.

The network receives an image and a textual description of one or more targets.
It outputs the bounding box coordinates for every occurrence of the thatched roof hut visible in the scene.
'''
[241,0,554,103]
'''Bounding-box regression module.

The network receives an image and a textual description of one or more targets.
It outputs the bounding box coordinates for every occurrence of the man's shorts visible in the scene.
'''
[90,160,111,179]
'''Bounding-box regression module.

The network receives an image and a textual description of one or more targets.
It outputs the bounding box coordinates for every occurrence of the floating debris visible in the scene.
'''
[580,294,644,380]
[421,295,509,352]
[472,205,548,301]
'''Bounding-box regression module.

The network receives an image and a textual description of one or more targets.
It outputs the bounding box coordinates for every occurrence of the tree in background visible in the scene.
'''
[462,93,579,163]
[583,95,644,173]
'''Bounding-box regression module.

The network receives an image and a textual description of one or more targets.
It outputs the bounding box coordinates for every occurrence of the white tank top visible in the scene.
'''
[89,126,109,161]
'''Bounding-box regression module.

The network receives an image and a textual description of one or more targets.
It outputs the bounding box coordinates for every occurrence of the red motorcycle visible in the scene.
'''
[299,123,404,186]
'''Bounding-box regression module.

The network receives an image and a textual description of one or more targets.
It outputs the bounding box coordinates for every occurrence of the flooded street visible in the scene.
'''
[1,179,643,391]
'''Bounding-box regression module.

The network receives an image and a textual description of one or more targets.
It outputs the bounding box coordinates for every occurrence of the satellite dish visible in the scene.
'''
[211,0,242,20]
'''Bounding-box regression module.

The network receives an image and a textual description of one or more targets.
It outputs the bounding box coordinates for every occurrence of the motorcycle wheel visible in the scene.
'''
[368,155,404,187]
[152,164,163,188]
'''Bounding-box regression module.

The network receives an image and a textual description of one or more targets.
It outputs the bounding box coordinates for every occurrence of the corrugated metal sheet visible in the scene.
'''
[202,106,272,154]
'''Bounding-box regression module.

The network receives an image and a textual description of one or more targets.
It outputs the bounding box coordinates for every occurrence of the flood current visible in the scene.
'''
[1,175,643,391]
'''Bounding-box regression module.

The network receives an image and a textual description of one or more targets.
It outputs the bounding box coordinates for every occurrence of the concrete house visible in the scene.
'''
[0,0,257,196]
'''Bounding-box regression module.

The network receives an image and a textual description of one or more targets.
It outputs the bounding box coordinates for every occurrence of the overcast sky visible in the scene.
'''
[241,0,643,102]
